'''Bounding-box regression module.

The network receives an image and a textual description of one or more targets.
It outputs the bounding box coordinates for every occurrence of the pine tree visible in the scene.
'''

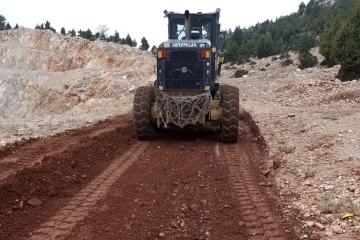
[42,21,56,32]
[70,29,76,37]
[232,26,244,46]
[61,27,66,35]
[0,15,6,30]
[293,33,316,53]
[78,29,86,38]
[332,3,360,80]
[256,34,274,58]
[140,37,150,50]
[224,41,239,62]
[132,39,137,47]
[5,23,12,30]
[14,24,19,29]
[85,29,92,40]
[45,21,51,30]
[298,2,306,15]
[125,34,133,46]
[114,31,120,43]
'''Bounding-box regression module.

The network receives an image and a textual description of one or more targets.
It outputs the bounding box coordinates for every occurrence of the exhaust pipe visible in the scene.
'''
[184,10,190,40]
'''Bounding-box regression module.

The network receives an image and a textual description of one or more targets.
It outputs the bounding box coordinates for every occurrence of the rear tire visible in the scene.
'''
[133,86,155,140]
[220,84,239,143]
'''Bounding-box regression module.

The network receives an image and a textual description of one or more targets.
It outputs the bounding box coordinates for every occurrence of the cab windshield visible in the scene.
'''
[171,18,212,40]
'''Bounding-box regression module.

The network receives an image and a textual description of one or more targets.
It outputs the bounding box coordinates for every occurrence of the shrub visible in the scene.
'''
[233,69,249,78]
[281,58,293,67]
[299,51,318,69]
[320,58,336,67]
[319,3,360,80]
[280,52,290,59]
[236,59,245,65]
[236,58,250,65]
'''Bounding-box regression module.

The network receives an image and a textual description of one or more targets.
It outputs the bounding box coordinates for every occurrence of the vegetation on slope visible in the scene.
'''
[224,0,359,80]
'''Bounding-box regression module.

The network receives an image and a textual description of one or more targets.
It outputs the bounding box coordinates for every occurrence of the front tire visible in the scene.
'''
[220,84,239,143]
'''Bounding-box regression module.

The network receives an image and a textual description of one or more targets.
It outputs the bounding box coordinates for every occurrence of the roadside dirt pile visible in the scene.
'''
[222,48,360,239]
[0,28,156,145]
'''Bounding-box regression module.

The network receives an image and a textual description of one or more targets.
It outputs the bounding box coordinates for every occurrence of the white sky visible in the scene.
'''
[1,0,309,48]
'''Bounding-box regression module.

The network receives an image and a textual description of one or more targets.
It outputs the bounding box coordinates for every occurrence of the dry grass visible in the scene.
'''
[275,82,296,92]
[279,144,296,154]
[321,89,360,103]
[318,192,343,214]
[318,192,360,215]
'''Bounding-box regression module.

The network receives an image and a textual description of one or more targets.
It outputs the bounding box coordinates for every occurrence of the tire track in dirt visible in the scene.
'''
[0,116,135,240]
[222,142,298,240]
[65,128,249,239]
[0,139,73,181]
[28,142,149,240]
[0,120,127,182]
[0,113,308,239]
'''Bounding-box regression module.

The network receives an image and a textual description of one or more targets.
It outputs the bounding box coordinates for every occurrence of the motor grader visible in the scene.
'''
[133,9,240,142]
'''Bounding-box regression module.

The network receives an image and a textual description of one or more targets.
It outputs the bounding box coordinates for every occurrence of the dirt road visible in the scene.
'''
[0,114,309,240]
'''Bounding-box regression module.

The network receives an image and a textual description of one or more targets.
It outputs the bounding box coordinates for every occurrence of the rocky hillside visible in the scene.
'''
[0,28,152,72]
[0,28,155,144]
[221,49,360,239]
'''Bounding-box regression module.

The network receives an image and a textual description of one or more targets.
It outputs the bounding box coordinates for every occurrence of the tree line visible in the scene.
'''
[224,0,359,81]
[0,16,151,51]
[0,15,18,30]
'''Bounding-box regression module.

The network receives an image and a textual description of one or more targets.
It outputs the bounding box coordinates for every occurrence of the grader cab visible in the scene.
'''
[133,9,239,142]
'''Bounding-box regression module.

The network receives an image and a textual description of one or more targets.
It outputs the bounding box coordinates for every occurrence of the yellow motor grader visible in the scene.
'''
[133,9,239,142]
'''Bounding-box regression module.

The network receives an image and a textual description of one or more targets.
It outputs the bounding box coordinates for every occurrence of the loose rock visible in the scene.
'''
[315,222,324,230]
[306,221,315,227]
[332,225,342,234]
[28,198,43,207]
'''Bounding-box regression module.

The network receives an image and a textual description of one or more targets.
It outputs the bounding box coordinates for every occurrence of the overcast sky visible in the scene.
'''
[1,0,309,48]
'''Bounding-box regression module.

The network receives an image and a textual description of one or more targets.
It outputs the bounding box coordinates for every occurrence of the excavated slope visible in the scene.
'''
[0,28,156,116]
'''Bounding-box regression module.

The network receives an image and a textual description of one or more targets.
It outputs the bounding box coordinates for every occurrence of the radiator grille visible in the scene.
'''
[164,51,204,90]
